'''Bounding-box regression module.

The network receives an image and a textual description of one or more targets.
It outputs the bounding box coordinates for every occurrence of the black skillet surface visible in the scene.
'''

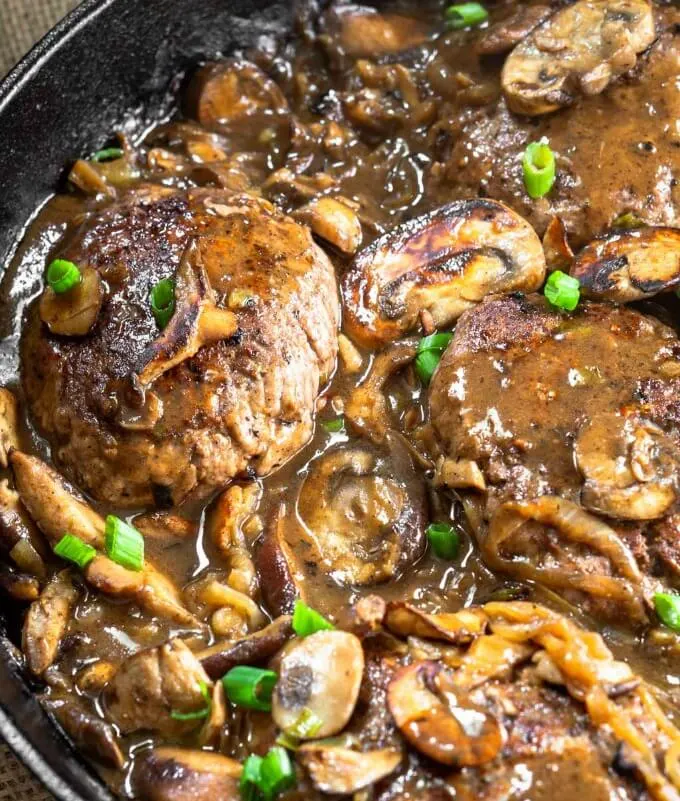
[0,0,293,797]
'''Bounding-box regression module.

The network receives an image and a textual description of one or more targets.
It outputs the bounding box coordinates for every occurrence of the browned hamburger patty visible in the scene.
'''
[430,21,680,245]
[22,188,339,507]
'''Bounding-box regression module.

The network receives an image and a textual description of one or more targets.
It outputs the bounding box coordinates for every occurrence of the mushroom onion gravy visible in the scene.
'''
[0,0,680,799]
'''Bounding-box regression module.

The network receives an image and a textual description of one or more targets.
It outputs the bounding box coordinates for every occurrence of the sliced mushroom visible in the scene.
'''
[476,4,552,56]
[136,239,238,386]
[44,696,124,769]
[570,227,680,302]
[68,159,116,198]
[338,333,364,373]
[434,456,486,492]
[270,438,427,589]
[255,505,307,616]
[341,200,546,348]
[10,451,199,626]
[134,512,197,542]
[272,630,364,739]
[135,748,241,801]
[0,563,40,601]
[209,482,261,596]
[384,602,487,644]
[345,340,417,443]
[0,388,19,468]
[23,570,79,675]
[543,216,575,272]
[387,661,505,766]
[502,0,656,116]
[575,413,680,520]
[39,266,104,337]
[198,615,293,680]
[104,639,212,736]
[484,496,648,622]
[294,197,363,256]
[298,744,402,794]
[0,480,47,578]
[323,5,431,58]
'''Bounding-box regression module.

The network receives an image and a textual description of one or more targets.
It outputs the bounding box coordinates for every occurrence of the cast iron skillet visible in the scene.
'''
[0,0,292,797]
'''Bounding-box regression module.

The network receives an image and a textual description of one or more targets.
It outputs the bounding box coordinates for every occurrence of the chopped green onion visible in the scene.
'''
[223,666,277,712]
[415,332,453,385]
[427,522,461,560]
[654,593,680,632]
[285,708,323,739]
[260,747,296,800]
[322,417,345,434]
[150,278,176,329]
[445,2,488,29]
[91,147,124,163]
[47,259,82,295]
[240,754,264,801]
[170,679,211,721]
[104,515,144,572]
[522,140,556,199]
[612,211,645,230]
[275,731,301,751]
[292,599,334,637]
[53,534,97,569]
[544,270,580,312]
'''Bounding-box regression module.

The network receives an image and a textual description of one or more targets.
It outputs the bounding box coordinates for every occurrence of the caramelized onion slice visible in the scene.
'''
[298,745,402,794]
[384,602,487,644]
[341,199,545,348]
[387,661,505,766]
[272,631,364,739]
[502,0,655,115]
[39,266,104,337]
[575,413,680,520]
[570,227,680,302]
[484,496,647,622]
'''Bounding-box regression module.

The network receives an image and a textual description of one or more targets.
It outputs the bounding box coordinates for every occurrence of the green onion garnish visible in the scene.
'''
[223,666,277,712]
[654,593,680,632]
[522,140,556,199]
[53,534,97,569]
[260,747,296,799]
[544,270,580,312]
[286,707,323,739]
[445,2,488,29]
[104,515,144,572]
[170,679,211,721]
[415,332,453,385]
[322,417,345,434]
[240,754,264,801]
[47,259,82,295]
[612,211,645,230]
[292,599,334,638]
[427,522,461,560]
[91,147,124,163]
[150,278,176,329]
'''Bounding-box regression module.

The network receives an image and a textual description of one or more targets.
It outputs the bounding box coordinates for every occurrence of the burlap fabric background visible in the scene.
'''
[1,4,80,797]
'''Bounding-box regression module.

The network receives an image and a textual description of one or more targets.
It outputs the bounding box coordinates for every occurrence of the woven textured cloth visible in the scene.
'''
[0,0,79,77]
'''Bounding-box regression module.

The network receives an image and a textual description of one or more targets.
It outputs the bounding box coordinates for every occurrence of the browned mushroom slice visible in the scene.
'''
[272,631,364,739]
[298,744,402,794]
[543,216,574,272]
[0,480,47,578]
[476,4,552,56]
[0,564,40,601]
[345,340,417,443]
[570,227,680,302]
[198,615,293,680]
[135,748,241,801]
[68,159,116,198]
[575,413,680,520]
[39,266,104,337]
[271,438,426,589]
[186,59,289,132]
[502,0,656,116]
[44,696,124,769]
[293,197,363,256]
[384,602,487,644]
[484,496,648,622]
[341,200,546,348]
[10,451,199,626]
[133,512,197,542]
[23,570,79,675]
[387,661,505,766]
[0,388,18,468]
[136,240,238,385]
[255,505,306,616]
[104,639,212,736]
[323,5,431,58]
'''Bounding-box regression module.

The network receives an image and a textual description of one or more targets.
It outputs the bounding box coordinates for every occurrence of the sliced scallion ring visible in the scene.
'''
[522,140,556,199]
[285,707,323,739]
[654,592,680,632]
[322,417,345,434]
[150,278,176,329]
[240,754,264,801]
[415,331,453,385]
[292,599,334,637]
[47,259,82,295]
[544,270,580,312]
[445,2,488,29]
[260,746,296,799]
[53,533,97,569]
[426,522,461,560]
[223,666,278,712]
[104,515,144,572]
[91,147,124,163]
